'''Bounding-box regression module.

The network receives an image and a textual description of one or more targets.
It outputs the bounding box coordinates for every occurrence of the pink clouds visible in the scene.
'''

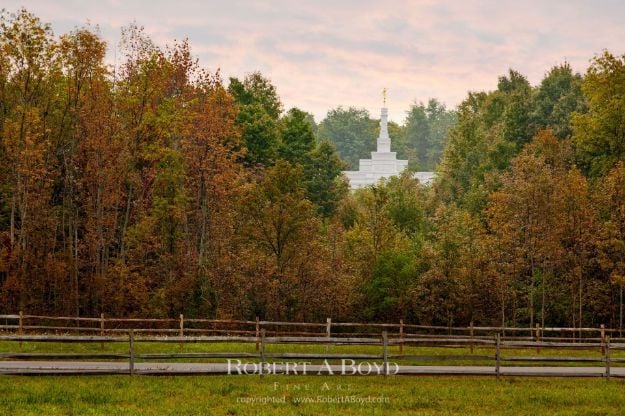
[5,0,624,122]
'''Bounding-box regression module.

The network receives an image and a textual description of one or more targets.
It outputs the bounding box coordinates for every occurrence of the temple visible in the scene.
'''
[343,92,434,189]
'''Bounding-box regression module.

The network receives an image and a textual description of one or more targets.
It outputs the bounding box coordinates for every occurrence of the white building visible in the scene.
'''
[343,105,435,189]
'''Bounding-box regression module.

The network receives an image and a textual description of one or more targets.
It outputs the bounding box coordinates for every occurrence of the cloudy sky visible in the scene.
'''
[5,1,625,122]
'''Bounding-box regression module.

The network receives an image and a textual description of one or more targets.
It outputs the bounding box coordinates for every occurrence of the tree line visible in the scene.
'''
[1,9,625,332]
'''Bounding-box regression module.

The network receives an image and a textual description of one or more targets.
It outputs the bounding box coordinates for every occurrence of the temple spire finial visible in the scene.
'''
[382,87,387,106]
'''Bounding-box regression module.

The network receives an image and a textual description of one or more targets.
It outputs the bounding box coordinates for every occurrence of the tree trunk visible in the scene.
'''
[120,184,133,260]
[529,255,535,332]
[618,283,623,337]
[578,268,583,340]
[541,271,545,330]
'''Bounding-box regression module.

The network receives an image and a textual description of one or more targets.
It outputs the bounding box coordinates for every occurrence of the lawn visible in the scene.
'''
[2,339,624,414]
[1,339,623,367]
[1,374,624,415]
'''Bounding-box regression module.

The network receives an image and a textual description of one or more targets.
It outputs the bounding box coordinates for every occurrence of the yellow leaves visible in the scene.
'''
[610,273,625,288]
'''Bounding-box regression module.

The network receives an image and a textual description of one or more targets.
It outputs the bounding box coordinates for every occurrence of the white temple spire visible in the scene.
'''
[343,90,435,189]
[377,107,391,152]
[342,91,406,188]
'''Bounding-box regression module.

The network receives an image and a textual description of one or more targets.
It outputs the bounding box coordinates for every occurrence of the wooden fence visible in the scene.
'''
[1,312,623,345]
[0,330,623,377]
[1,313,624,377]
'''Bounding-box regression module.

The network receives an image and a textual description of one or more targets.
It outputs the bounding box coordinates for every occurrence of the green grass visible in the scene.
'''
[1,340,623,367]
[1,374,624,415]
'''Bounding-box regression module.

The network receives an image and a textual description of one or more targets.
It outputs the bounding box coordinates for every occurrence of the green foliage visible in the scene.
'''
[531,63,586,139]
[235,102,279,166]
[229,72,282,166]
[278,107,316,165]
[436,65,583,213]
[496,70,533,145]
[437,92,517,213]
[276,108,347,216]
[151,147,188,254]
[395,99,456,170]
[302,140,348,217]
[384,171,428,236]
[346,176,430,322]
[228,71,282,118]
[360,249,417,321]
[573,51,625,177]
[317,106,376,169]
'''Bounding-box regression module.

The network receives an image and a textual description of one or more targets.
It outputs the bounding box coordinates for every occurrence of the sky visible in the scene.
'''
[4,0,625,123]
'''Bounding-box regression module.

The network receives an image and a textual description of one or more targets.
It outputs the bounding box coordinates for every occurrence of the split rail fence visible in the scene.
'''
[1,313,624,377]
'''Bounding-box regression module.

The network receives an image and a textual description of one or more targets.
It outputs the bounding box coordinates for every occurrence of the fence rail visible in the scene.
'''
[0,331,623,377]
[2,312,624,341]
[1,312,625,377]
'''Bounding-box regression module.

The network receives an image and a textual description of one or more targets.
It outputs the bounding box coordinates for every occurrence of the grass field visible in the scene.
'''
[1,339,623,367]
[1,374,624,415]
[2,340,624,414]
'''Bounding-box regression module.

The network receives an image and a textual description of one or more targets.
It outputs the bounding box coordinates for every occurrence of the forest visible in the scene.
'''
[1,9,625,333]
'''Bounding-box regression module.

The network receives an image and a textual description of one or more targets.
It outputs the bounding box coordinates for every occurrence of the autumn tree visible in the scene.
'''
[0,9,58,312]
[596,162,625,332]
[487,131,566,329]
[237,161,339,320]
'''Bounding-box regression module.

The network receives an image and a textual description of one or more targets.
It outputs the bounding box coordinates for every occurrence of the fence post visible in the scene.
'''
[129,329,135,376]
[179,314,184,350]
[605,336,611,379]
[470,321,474,354]
[495,333,501,379]
[382,331,388,377]
[600,324,606,355]
[399,319,404,354]
[255,316,260,352]
[100,313,105,351]
[260,329,266,377]
[18,310,23,349]
[326,318,332,353]
[535,323,541,354]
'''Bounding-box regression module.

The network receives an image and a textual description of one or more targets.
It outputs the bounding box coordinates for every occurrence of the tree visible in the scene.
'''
[436,91,516,213]
[180,72,243,317]
[573,51,625,177]
[412,204,492,326]
[302,140,347,217]
[228,72,281,119]
[384,171,428,236]
[344,182,414,321]
[278,107,315,166]
[0,8,58,312]
[237,161,338,320]
[60,28,125,314]
[596,162,625,332]
[397,103,428,169]
[229,72,282,167]
[396,99,455,170]
[317,107,376,169]
[531,63,586,139]
[356,173,430,322]
[235,103,279,167]
[487,131,565,329]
